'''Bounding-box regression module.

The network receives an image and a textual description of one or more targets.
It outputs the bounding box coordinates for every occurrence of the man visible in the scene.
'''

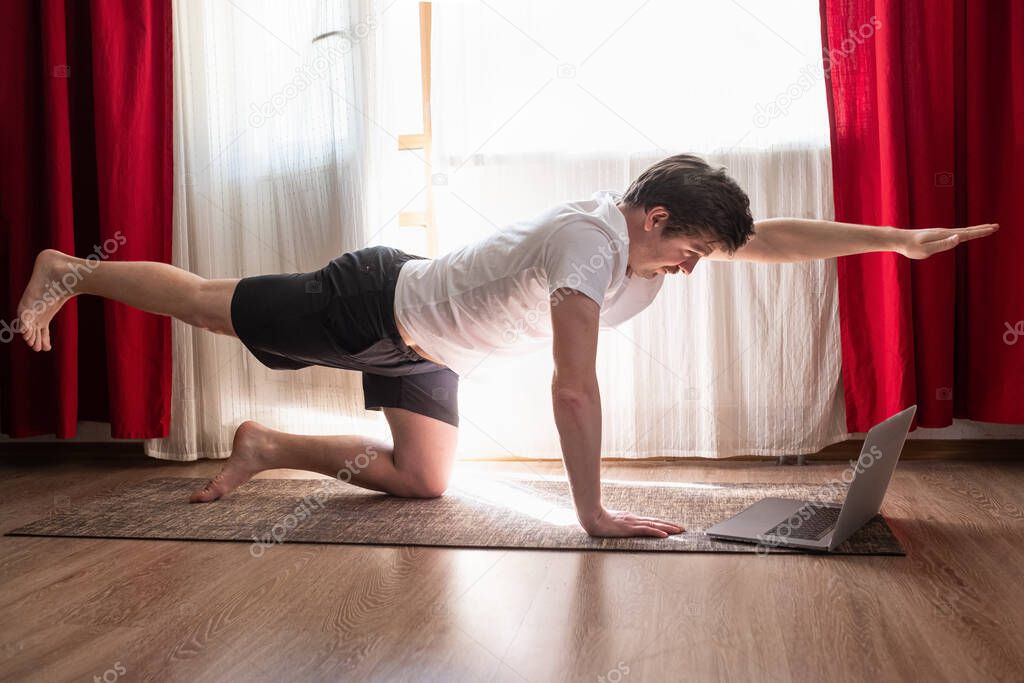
[16,154,997,538]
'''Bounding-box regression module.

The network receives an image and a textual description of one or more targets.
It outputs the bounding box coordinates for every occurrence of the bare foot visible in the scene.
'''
[189,421,276,503]
[17,249,75,352]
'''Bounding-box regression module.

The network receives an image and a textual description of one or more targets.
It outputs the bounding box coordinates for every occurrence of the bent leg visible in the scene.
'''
[382,407,459,497]
[17,249,238,351]
[189,408,458,502]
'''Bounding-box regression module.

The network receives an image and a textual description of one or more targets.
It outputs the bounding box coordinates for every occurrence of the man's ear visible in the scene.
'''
[645,206,669,233]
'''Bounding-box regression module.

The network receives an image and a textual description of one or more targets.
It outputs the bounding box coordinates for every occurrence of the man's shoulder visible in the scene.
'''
[539,215,629,303]
[541,220,621,260]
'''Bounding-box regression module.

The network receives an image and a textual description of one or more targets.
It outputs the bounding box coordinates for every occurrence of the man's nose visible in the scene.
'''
[680,256,700,275]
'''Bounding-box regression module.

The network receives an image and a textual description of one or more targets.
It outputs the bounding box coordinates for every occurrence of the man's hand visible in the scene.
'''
[581,507,685,538]
[896,223,999,259]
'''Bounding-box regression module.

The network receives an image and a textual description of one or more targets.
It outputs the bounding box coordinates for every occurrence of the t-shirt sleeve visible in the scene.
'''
[542,222,619,307]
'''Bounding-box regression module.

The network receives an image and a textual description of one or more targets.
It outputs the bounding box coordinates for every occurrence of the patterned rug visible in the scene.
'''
[5,477,905,555]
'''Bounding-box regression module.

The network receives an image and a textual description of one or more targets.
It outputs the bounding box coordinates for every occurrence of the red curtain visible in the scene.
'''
[0,1,173,438]
[820,0,1023,430]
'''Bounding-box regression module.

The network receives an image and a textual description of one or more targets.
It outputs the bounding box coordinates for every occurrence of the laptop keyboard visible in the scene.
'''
[763,504,841,541]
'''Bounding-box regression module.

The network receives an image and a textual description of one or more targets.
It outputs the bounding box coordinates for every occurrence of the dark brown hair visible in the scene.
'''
[622,154,754,254]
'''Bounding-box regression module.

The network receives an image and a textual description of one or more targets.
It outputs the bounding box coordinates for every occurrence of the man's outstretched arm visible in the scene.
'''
[549,288,683,538]
[707,218,999,263]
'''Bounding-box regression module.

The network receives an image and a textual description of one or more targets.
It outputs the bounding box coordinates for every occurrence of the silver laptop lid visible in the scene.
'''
[829,405,917,549]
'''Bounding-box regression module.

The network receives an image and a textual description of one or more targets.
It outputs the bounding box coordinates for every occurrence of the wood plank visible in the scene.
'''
[1,453,1021,681]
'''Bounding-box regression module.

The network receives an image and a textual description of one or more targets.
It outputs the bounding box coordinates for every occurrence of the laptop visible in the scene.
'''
[705,405,916,552]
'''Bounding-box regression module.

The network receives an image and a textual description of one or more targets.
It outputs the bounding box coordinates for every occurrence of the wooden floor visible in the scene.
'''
[0,450,1022,682]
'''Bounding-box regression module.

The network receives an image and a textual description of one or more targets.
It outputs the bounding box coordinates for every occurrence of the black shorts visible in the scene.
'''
[229,246,459,427]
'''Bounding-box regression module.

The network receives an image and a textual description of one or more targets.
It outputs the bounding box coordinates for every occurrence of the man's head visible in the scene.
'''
[619,154,754,278]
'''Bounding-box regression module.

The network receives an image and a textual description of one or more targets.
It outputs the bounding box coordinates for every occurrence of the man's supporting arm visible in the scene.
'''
[549,288,683,538]
[707,218,999,263]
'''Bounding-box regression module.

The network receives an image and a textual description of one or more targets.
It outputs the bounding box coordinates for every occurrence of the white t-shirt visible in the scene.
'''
[394,190,664,376]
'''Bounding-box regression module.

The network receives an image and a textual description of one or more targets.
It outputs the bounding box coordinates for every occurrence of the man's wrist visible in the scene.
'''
[882,226,907,255]
[576,504,605,528]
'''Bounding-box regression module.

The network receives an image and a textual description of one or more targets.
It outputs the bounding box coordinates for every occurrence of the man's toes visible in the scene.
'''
[41,327,51,352]
[189,477,226,503]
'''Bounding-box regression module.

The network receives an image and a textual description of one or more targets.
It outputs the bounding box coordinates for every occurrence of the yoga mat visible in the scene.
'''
[5,477,905,555]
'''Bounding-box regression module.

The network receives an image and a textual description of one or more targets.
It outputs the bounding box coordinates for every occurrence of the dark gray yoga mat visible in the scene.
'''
[6,477,905,555]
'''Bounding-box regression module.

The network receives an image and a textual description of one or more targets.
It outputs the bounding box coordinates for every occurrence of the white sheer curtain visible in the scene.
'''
[147,0,392,459]
[152,0,849,461]
[430,0,850,458]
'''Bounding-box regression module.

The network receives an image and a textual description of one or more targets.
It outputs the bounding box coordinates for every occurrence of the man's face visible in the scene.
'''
[626,208,717,279]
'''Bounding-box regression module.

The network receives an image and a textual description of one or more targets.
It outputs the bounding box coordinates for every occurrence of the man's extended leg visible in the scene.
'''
[189,407,459,501]
[19,248,460,499]
[17,249,237,351]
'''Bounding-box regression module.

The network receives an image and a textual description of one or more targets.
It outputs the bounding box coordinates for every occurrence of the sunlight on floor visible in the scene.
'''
[447,471,722,527]
[476,470,725,490]
[599,479,725,490]
[448,471,578,526]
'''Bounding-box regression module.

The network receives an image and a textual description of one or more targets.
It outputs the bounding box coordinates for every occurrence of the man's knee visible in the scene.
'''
[393,444,453,498]
[191,279,235,335]
[399,472,450,499]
